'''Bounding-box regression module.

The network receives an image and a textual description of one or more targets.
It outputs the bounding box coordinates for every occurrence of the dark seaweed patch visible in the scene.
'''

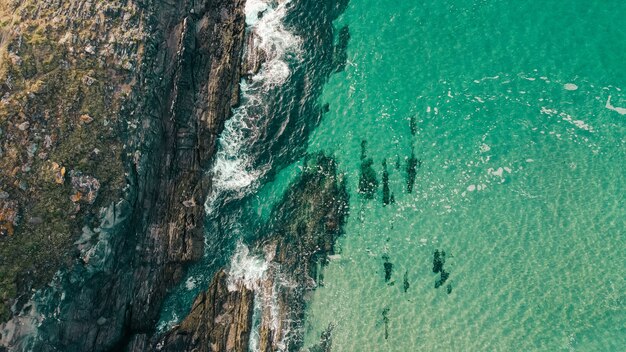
[358,141,378,199]
[432,250,445,273]
[435,269,449,289]
[403,271,410,293]
[382,254,393,283]
[382,307,390,340]
[333,26,350,73]
[409,115,417,136]
[433,249,452,292]
[382,159,390,206]
[406,152,421,193]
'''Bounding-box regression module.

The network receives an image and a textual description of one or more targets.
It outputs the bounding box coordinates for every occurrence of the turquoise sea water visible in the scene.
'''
[159,0,625,350]
[296,0,626,350]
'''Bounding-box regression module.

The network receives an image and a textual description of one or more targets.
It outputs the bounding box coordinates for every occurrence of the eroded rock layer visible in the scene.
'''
[157,154,349,352]
[1,0,246,350]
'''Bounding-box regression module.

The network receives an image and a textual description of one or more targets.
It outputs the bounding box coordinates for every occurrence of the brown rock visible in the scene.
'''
[79,114,94,124]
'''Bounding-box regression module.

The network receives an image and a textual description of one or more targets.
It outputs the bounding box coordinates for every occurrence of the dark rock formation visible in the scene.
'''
[1,0,247,350]
[157,271,254,352]
[157,154,349,352]
[1,0,352,350]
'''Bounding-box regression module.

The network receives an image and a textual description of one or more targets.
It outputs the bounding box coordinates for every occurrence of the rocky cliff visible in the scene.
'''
[1,0,246,350]
[1,0,351,350]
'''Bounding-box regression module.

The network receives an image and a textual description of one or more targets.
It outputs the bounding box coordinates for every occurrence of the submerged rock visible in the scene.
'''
[157,154,349,352]
[309,323,335,352]
[433,249,452,290]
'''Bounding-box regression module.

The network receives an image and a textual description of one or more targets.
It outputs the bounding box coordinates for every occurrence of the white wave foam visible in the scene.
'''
[227,242,269,292]
[205,0,301,214]
[228,242,291,351]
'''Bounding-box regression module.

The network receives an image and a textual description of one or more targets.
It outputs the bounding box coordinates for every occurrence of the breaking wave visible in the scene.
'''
[205,0,301,214]
[227,242,289,351]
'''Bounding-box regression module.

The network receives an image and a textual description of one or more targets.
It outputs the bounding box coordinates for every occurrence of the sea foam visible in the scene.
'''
[205,0,301,214]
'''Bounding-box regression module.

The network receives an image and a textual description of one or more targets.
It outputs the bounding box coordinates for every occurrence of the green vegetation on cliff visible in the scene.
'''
[0,0,144,320]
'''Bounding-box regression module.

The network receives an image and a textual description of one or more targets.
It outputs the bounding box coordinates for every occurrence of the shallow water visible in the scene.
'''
[299,0,626,350]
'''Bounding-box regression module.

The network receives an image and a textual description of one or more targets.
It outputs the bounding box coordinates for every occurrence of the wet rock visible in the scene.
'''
[158,271,254,352]
[157,154,349,352]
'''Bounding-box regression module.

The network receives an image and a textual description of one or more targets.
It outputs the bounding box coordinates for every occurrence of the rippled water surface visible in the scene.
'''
[300,0,626,350]
[161,0,625,350]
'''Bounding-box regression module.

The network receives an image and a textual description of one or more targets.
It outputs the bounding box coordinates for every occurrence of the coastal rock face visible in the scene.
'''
[0,0,135,320]
[157,154,350,351]
[1,0,246,350]
[156,270,255,352]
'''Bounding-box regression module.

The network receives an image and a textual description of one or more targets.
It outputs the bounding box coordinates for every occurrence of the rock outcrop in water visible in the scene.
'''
[156,154,349,351]
[154,270,255,352]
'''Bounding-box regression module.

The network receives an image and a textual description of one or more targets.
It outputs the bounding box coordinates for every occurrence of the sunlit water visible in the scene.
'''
[298,1,626,350]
